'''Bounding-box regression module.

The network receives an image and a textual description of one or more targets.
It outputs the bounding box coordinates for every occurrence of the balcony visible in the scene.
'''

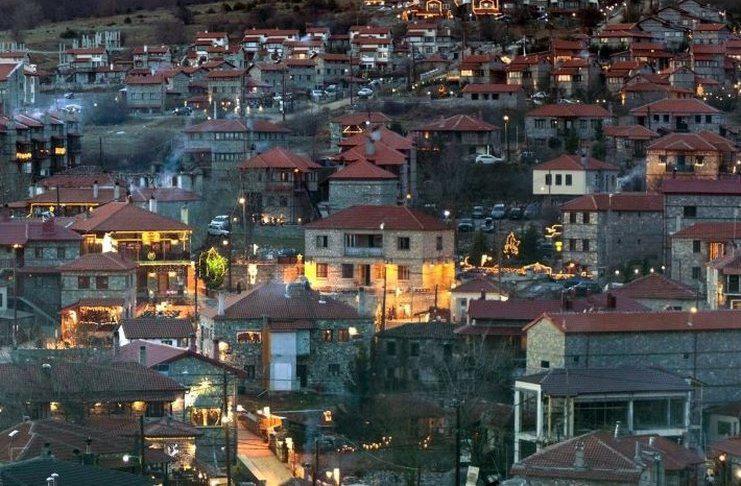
[344,247,384,257]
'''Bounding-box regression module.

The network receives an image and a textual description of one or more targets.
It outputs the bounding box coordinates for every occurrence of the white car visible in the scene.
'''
[357,87,374,98]
[531,91,547,104]
[558,98,581,104]
[63,104,82,114]
[475,153,505,164]
[310,89,324,99]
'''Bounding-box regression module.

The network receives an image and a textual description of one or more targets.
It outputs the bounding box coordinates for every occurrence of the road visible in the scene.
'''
[237,426,296,486]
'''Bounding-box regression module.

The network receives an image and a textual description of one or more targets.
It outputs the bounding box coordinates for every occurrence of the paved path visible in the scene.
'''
[237,426,296,485]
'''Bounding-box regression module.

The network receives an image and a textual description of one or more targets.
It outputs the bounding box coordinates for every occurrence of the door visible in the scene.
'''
[360,264,371,286]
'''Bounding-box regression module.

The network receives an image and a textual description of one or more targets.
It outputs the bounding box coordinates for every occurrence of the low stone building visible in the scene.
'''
[460,84,523,108]
[670,222,741,290]
[198,281,373,393]
[612,273,697,311]
[631,98,724,134]
[560,193,664,276]
[604,124,660,167]
[411,114,499,156]
[523,309,741,405]
[450,278,506,323]
[524,104,613,144]
[327,160,399,213]
[125,75,166,114]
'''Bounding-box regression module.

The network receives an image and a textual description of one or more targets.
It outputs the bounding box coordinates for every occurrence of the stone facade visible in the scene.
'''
[524,115,612,143]
[670,236,741,290]
[664,193,741,240]
[646,147,726,191]
[126,80,166,113]
[328,179,398,212]
[60,268,136,312]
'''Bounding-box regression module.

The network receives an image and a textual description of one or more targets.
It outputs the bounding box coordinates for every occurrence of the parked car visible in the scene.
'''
[490,203,507,219]
[475,153,505,165]
[524,202,541,219]
[481,217,495,233]
[508,206,524,220]
[457,218,475,232]
[172,106,192,116]
[558,98,581,104]
[324,84,338,96]
[207,215,231,236]
[472,206,486,219]
[63,92,75,99]
[567,280,603,296]
[357,87,374,98]
[310,89,324,100]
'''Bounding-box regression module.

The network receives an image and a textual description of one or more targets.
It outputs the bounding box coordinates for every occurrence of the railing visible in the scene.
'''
[344,247,384,257]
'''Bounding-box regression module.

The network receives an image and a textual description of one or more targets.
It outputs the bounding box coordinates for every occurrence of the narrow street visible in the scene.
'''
[237,425,296,486]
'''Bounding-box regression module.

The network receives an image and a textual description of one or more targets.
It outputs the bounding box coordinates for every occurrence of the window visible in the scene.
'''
[323,329,333,342]
[443,343,452,359]
[706,115,712,123]
[695,115,701,123]
[545,174,552,185]
[663,115,669,123]
[398,265,410,281]
[338,329,350,342]
[436,236,443,251]
[95,276,108,290]
[78,276,90,289]
[573,355,580,363]
[569,212,577,224]
[386,340,397,356]
[534,119,545,128]
[316,263,328,278]
[237,331,261,343]
[569,239,576,251]
[57,247,66,259]
[728,275,740,293]
[341,264,354,279]
[34,247,43,258]
[315,235,328,248]
[397,237,410,250]
[683,206,697,218]
[717,420,733,436]
[410,341,420,356]
[555,174,563,185]
[244,365,255,379]
[582,239,590,252]
[692,267,701,280]
[328,364,340,376]
[582,212,590,224]
[540,360,550,369]
[565,174,572,186]
[692,240,701,253]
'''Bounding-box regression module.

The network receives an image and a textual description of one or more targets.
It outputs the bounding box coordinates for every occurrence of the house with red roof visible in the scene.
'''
[329,111,391,147]
[560,193,664,276]
[411,114,500,155]
[692,23,732,45]
[204,69,248,115]
[532,153,618,198]
[525,104,613,143]
[327,160,399,213]
[450,278,507,322]
[403,0,451,21]
[505,54,551,94]
[0,62,24,114]
[124,74,166,113]
[553,58,597,99]
[132,45,172,71]
[603,124,660,165]
[645,131,737,190]
[461,83,523,108]
[670,221,741,290]
[612,272,696,311]
[57,47,109,86]
[304,205,455,320]
[631,97,724,133]
[237,147,320,224]
[523,309,741,404]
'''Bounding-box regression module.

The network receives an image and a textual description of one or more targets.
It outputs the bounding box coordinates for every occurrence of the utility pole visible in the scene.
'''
[139,414,146,475]
[222,370,232,486]
[349,49,354,108]
[12,245,19,348]
[312,437,319,486]
[281,63,287,122]
[455,402,461,486]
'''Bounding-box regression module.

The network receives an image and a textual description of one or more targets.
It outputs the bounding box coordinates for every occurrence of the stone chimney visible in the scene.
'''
[148,195,157,213]
[42,217,55,234]
[365,139,376,157]
[92,181,99,199]
[614,420,622,438]
[573,442,586,470]
[139,176,147,188]
[113,182,120,200]
[138,344,147,366]
[217,293,226,316]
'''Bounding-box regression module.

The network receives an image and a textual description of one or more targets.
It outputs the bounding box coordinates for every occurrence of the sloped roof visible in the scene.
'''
[329,160,397,180]
[452,278,503,294]
[305,205,447,231]
[238,147,320,171]
[648,131,736,151]
[604,124,659,140]
[631,97,719,114]
[71,202,191,233]
[707,251,741,275]
[672,222,741,240]
[119,318,194,339]
[114,340,247,377]
[561,193,663,212]
[59,252,137,272]
[129,187,200,203]
[461,83,523,94]
[612,273,695,300]
[184,118,290,133]
[377,322,456,340]
[415,114,499,132]
[469,295,645,322]
[0,457,150,486]
[660,178,741,195]
[339,140,407,166]
[338,127,414,151]
[533,154,618,171]
[333,111,390,125]
[0,219,82,246]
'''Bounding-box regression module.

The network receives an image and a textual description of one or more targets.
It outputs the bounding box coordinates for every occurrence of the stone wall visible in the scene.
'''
[525,320,565,374]
[328,179,398,212]
[60,270,136,309]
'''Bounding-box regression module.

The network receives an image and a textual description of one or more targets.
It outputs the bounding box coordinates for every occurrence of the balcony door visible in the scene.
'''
[360,264,372,286]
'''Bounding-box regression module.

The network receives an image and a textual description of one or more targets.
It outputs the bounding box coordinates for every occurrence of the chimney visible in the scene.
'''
[606,292,617,309]
[139,176,147,188]
[217,293,226,316]
[561,292,573,311]
[189,333,197,352]
[573,442,586,470]
[648,436,655,447]
[480,289,486,300]
[614,420,622,438]
[113,182,120,200]
[92,181,99,199]
[365,139,376,157]
[144,44,148,53]
[213,338,220,361]
[180,206,189,225]
[148,195,157,213]
[85,437,91,455]
[42,217,54,234]
[28,185,35,198]
[138,344,147,366]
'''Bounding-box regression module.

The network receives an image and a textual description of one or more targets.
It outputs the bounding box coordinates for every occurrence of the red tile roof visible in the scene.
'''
[631,97,719,114]
[338,127,414,151]
[604,124,659,140]
[648,131,736,151]
[60,297,125,311]
[9,187,125,208]
[238,147,320,172]
[125,75,164,85]
[527,309,741,334]
[0,219,82,245]
[205,68,246,79]
[660,177,741,195]
[184,118,290,133]
[415,114,498,132]
[59,252,137,272]
[339,140,407,166]
[71,202,191,233]
[533,154,618,171]
[0,63,21,82]
[453,278,503,294]
[612,273,695,300]
[710,437,741,458]
[333,111,391,125]
[132,45,169,55]
[461,83,523,94]
[305,205,448,231]
[119,318,194,340]
[39,172,119,189]
[561,193,663,212]
[693,23,729,31]
[707,251,741,275]
[527,104,612,118]
[671,222,741,240]
[329,160,397,180]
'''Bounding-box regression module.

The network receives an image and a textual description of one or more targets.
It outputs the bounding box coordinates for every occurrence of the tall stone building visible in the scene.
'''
[670,222,741,290]
[327,160,399,213]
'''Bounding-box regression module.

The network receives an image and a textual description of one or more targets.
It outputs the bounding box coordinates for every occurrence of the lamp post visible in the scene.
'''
[238,196,248,259]
[503,114,510,163]
[222,238,232,292]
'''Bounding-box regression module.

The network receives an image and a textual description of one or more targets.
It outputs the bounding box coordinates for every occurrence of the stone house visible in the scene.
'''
[132,45,172,71]
[375,322,456,391]
[631,98,724,134]
[604,60,644,94]
[634,16,689,50]
[205,69,247,114]
[460,84,523,108]
[655,5,701,30]
[692,23,731,45]
[182,118,290,175]
[560,193,664,276]
[237,147,320,224]
[404,22,441,55]
[349,26,392,71]
[329,112,391,148]
[327,160,399,213]
[523,309,741,404]
[612,272,697,311]
[314,54,351,87]
[552,58,597,98]
[706,252,741,310]
[690,44,728,82]
[412,114,500,156]
[505,55,551,94]
[125,75,166,114]
[676,0,722,21]
[285,58,318,93]
[0,62,25,114]
[645,131,737,191]
[670,222,741,290]
[450,278,506,323]
[58,252,137,341]
[57,47,109,86]
[459,55,504,85]
[524,104,613,144]
[532,154,619,198]
[249,62,286,95]
[198,281,373,393]
[304,205,455,320]
[604,124,660,166]
[115,317,194,348]
[595,23,655,49]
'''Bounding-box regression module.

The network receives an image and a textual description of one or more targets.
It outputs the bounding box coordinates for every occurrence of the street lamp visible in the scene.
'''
[503,114,510,163]
[222,238,232,292]
[238,196,248,258]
